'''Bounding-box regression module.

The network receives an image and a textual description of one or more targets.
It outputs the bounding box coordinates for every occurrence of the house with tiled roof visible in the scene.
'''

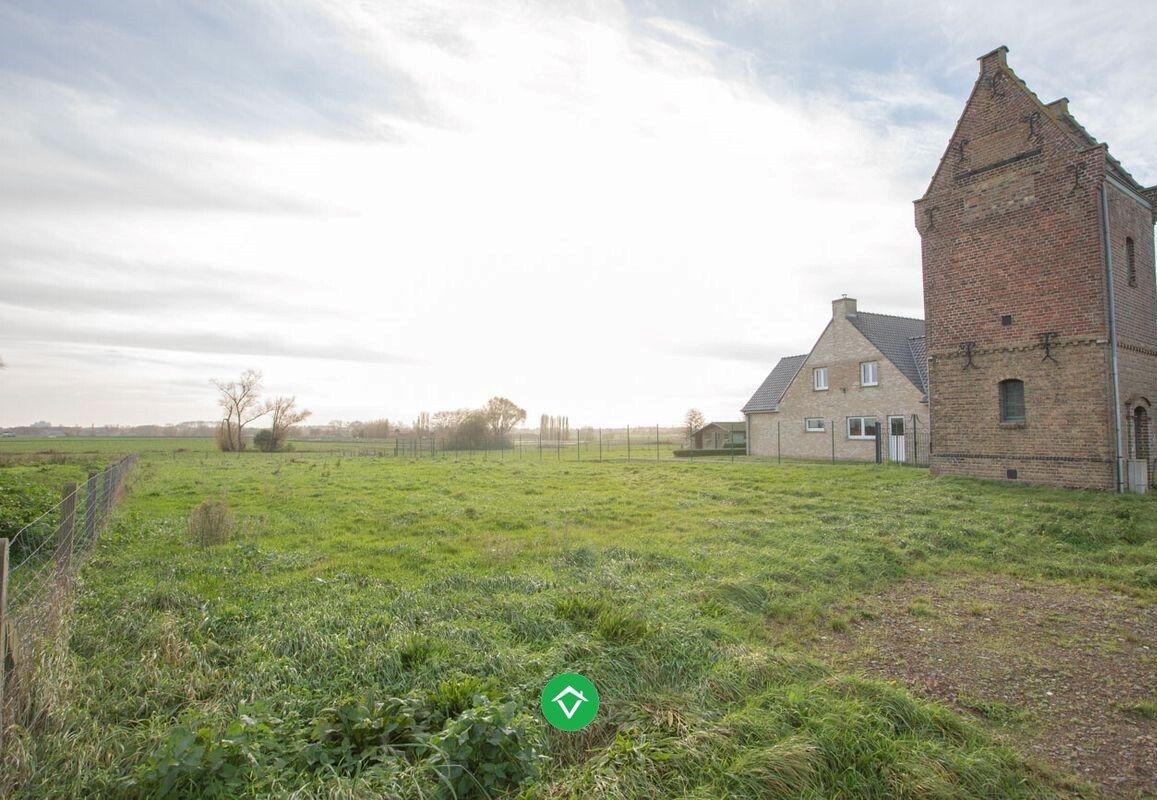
[743,296,928,462]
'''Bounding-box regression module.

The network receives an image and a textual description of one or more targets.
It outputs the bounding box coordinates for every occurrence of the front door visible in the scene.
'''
[888,416,906,463]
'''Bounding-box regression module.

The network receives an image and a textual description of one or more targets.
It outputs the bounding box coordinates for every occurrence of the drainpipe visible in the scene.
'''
[1099,183,1125,492]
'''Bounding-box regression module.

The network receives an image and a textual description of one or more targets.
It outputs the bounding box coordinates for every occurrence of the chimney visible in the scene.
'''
[832,295,857,320]
[978,45,1009,74]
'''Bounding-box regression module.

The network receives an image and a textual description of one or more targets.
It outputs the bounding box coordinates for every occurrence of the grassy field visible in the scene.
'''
[1,440,1153,798]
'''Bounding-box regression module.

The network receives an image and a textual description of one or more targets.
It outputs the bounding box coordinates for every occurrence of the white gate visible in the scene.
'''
[888,416,906,463]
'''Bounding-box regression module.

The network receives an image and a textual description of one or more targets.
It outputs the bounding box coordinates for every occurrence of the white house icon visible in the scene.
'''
[551,685,588,719]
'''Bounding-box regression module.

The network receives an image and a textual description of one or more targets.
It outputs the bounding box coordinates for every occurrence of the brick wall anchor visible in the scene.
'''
[1040,332,1058,363]
[961,341,978,370]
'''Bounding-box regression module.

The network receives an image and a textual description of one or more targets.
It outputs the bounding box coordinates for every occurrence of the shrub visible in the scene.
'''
[0,475,58,563]
[188,498,233,547]
[428,695,546,797]
[253,429,275,453]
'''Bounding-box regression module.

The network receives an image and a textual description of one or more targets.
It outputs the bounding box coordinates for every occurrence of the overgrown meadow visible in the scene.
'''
[1,440,1153,798]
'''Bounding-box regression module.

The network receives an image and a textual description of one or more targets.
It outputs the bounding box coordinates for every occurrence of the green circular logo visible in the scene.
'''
[540,673,600,731]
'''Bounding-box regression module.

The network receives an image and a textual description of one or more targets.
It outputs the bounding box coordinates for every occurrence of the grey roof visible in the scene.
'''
[742,354,807,413]
[698,421,745,433]
[847,312,926,395]
[908,335,928,399]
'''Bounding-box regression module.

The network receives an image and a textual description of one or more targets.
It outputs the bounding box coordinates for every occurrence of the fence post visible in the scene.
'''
[913,414,918,466]
[777,422,781,464]
[831,422,836,463]
[84,471,97,548]
[1,537,8,751]
[55,483,77,588]
[655,425,660,461]
[874,422,882,464]
[627,425,631,461]
[102,469,114,523]
[599,428,603,462]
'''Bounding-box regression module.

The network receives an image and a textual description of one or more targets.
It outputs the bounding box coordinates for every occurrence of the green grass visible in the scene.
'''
[1,441,1152,798]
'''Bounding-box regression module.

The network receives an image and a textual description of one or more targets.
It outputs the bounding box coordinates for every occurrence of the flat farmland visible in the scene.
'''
[1,441,1153,799]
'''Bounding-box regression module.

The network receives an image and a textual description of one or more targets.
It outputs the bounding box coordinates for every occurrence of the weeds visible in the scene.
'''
[188,497,233,547]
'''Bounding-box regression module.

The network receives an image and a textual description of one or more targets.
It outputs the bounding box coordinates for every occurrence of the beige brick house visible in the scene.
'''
[743,297,928,462]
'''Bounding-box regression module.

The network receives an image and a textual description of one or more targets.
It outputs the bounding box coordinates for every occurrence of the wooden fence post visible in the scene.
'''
[1,537,9,751]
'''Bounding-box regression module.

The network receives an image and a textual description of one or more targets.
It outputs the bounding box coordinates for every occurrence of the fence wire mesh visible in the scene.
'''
[1,454,138,744]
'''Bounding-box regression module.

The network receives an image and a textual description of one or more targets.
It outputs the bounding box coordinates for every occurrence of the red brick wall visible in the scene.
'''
[915,49,1156,489]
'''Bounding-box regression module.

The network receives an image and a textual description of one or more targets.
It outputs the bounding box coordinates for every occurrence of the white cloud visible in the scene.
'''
[1,0,1152,426]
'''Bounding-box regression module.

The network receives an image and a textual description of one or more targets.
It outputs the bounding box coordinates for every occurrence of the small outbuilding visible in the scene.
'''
[692,422,746,450]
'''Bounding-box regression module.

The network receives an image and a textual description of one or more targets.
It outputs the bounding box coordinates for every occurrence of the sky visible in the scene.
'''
[1,0,1155,429]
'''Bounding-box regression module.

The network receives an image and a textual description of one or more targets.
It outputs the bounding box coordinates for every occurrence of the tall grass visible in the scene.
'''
[0,445,1150,797]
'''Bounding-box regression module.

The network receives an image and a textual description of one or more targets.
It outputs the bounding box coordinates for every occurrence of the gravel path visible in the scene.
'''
[815,576,1156,798]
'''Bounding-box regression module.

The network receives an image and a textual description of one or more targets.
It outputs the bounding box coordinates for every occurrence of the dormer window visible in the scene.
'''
[813,367,828,391]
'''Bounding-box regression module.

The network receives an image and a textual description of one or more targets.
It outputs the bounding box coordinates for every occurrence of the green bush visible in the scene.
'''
[428,695,546,797]
[138,685,545,798]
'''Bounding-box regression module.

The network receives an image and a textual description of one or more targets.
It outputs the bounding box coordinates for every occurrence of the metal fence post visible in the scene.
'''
[599,428,603,462]
[655,425,659,461]
[777,422,781,464]
[627,425,631,461]
[55,483,77,588]
[831,422,836,463]
[84,471,97,548]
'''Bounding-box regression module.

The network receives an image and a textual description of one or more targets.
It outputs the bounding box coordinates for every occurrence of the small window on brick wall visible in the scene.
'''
[805,418,825,432]
[1126,237,1136,287]
[847,416,878,440]
[813,367,828,391]
[1000,379,1025,424]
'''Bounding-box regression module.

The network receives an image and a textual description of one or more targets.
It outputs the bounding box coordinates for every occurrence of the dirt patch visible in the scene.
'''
[814,576,1156,799]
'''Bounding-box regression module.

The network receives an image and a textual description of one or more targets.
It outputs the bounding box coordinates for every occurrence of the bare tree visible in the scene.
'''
[259,396,311,452]
[484,397,526,441]
[211,369,266,452]
[684,408,706,445]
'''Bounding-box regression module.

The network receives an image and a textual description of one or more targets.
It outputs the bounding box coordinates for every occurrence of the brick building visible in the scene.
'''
[743,297,928,463]
[915,47,1157,490]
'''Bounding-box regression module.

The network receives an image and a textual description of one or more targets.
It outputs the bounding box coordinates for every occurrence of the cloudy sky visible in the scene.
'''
[1,1,1154,428]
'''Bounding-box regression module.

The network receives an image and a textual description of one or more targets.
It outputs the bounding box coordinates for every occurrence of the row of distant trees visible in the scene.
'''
[212,370,310,453]
[412,397,527,450]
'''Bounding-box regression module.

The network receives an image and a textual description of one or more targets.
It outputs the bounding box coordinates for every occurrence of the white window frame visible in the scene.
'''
[847,416,878,440]
[804,418,825,433]
[813,367,828,391]
[860,361,878,387]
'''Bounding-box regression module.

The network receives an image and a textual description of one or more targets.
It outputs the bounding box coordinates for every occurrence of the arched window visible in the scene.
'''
[1126,237,1136,287]
[1000,379,1025,423]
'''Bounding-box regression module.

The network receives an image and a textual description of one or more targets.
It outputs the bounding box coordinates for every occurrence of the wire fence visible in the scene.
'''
[0,454,138,747]
[283,427,732,462]
[277,421,930,467]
